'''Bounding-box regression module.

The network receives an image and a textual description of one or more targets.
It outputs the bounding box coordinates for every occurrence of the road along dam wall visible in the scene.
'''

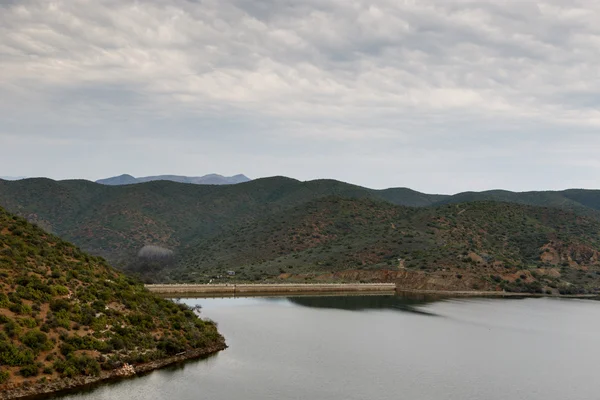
[146,283,396,295]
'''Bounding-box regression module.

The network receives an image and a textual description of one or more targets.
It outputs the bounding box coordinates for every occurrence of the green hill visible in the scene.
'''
[0,177,446,269]
[437,189,600,215]
[0,207,224,393]
[2,177,600,292]
[172,198,600,294]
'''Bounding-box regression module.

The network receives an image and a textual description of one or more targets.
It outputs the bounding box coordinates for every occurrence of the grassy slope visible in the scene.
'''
[173,199,600,293]
[0,207,224,389]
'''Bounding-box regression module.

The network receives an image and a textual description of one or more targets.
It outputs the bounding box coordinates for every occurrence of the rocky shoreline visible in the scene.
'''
[0,341,227,400]
[396,289,599,298]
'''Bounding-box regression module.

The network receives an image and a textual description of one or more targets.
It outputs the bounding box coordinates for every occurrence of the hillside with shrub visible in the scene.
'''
[2,177,600,292]
[171,199,600,294]
[0,177,446,269]
[437,189,600,216]
[0,207,225,392]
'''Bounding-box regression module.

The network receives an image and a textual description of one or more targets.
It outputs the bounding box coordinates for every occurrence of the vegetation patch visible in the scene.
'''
[0,207,224,391]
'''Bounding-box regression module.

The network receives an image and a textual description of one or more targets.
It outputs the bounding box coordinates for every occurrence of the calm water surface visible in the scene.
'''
[52,295,600,400]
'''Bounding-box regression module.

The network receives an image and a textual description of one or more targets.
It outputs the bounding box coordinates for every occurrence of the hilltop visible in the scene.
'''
[0,207,225,397]
[96,173,251,186]
[437,189,600,216]
[0,177,25,181]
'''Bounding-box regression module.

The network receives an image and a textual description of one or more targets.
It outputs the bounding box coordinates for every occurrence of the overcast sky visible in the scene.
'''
[1,0,600,193]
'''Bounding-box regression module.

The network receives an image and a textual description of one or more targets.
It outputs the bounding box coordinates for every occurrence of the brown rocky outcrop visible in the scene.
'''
[395,269,494,292]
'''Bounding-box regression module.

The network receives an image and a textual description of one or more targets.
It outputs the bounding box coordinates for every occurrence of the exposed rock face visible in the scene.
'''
[394,269,494,291]
[541,241,600,268]
[115,364,136,377]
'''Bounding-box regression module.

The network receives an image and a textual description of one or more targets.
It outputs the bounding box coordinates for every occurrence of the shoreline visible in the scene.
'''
[145,283,397,295]
[1,342,227,400]
[396,289,599,298]
[145,283,598,299]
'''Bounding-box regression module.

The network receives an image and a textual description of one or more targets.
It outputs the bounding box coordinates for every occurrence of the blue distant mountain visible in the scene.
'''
[0,176,26,181]
[96,173,251,186]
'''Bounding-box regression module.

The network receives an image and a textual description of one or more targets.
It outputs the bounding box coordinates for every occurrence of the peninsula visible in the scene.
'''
[0,207,226,399]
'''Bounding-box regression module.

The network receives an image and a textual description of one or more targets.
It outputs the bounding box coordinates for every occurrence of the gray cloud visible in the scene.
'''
[1,0,600,192]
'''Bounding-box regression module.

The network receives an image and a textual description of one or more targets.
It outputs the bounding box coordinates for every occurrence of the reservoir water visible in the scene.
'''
[51,295,600,400]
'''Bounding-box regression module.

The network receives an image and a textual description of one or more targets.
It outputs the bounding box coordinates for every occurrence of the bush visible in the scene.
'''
[0,369,9,384]
[0,342,35,366]
[51,285,69,296]
[53,355,100,377]
[49,299,71,313]
[22,329,52,352]
[59,343,75,356]
[19,363,39,377]
[0,294,8,308]
[157,338,185,355]
[20,318,37,328]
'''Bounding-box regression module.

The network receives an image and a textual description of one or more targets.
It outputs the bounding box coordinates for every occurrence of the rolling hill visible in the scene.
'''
[438,189,600,215]
[0,206,225,395]
[169,198,600,294]
[2,176,600,291]
[0,177,25,181]
[0,177,446,268]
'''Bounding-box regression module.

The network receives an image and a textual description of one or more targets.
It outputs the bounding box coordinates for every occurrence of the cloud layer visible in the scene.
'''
[1,0,600,192]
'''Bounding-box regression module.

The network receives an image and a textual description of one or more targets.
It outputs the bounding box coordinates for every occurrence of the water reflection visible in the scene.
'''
[44,296,600,400]
[285,294,443,316]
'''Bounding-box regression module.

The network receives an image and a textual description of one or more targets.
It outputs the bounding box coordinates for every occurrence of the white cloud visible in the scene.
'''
[1,0,600,191]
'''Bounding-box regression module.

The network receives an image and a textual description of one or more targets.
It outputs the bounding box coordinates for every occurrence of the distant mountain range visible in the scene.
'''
[96,173,251,186]
[0,176,26,181]
[1,176,600,292]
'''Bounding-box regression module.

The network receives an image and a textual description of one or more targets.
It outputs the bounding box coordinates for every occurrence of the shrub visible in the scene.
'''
[157,337,185,355]
[4,321,21,338]
[0,342,35,366]
[19,363,39,377]
[22,330,52,352]
[0,294,8,308]
[49,299,71,313]
[53,355,100,377]
[20,318,37,328]
[51,285,69,296]
[59,343,75,356]
[0,369,9,384]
